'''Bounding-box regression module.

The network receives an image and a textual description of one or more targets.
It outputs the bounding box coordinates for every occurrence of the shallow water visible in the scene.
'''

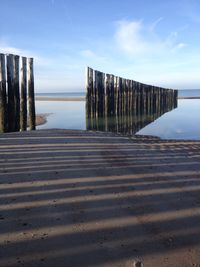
[138,99,200,139]
[36,101,86,130]
[36,99,200,140]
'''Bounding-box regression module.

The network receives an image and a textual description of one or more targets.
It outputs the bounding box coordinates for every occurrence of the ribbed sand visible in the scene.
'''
[0,130,200,267]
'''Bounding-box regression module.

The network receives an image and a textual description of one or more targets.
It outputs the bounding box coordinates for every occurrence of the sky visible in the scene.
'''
[0,0,200,92]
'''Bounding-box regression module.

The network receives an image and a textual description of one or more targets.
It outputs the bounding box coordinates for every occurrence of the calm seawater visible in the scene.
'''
[36,90,200,140]
[36,89,200,98]
[36,92,85,98]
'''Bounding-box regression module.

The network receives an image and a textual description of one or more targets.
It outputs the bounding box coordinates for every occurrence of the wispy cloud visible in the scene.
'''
[0,39,51,66]
[80,49,106,61]
[114,19,187,58]
[80,49,97,58]
[149,17,163,32]
[114,20,148,56]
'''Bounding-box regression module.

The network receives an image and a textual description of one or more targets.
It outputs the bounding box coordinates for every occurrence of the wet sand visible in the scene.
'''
[0,129,200,267]
[35,114,49,126]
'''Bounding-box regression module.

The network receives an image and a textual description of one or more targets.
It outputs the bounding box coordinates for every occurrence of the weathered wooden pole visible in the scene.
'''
[114,76,118,116]
[129,80,133,116]
[174,89,178,108]
[90,69,95,118]
[160,88,164,114]
[105,74,110,117]
[132,81,137,115]
[14,55,20,131]
[86,66,94,118]
[94,70,98,118]
[96,71,100,117]
[0,54,7,133]
[7,54,15,132]
[136,82,140,115]
[117,77,122,116]
[125,79,129,115]
[95,70,104,117]
[20,57,27,131]
[121,78,125,115]
[27,58,36,130]
[110,74,114,115]
[102,72,105,117]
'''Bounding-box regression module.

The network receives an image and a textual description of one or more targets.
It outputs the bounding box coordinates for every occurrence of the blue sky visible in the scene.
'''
[1,0,200,92]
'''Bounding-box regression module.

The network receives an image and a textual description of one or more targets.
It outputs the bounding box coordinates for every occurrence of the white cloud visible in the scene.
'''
[80,49,106,63]
[114,20,149,56]
[114,19,187,58]
[0,40,51,67]
[171,42,187,53]
[80,49,97,58]
[0,44,26,56]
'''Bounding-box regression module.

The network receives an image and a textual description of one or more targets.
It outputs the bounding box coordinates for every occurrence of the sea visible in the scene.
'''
[35,89,200,140]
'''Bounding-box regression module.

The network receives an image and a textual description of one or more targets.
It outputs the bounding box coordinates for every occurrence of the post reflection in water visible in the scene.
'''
[86,67,178,135]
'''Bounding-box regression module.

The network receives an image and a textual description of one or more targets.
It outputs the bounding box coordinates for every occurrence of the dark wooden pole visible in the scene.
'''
[105,74,110,117]
[0,53,7,133]
[110,75,114,115]
[28,57,36,130]
[7,54,15,132]
[20,57,27,131]
[14,55,20,131]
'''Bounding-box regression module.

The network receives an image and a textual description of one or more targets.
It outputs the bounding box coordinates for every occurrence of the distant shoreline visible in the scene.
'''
[178,96,200,99]
[35,96,200,101]
[35,97,85,101]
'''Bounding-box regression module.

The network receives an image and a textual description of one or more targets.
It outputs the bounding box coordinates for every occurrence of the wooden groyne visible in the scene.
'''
[86,67,178,134]
[0,53,35,133]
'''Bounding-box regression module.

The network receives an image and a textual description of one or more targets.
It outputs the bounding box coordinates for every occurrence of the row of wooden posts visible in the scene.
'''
[86,67,178,119]
[86,67,178,134]
[0,53,35,133]
[86,91,177,135]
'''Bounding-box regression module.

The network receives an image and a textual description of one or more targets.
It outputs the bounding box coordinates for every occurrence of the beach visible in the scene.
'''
[35,114,49,126]
[0,129,200,267]
[0,96,199,267]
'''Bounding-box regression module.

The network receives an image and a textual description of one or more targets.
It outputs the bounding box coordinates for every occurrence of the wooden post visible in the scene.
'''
[95,71,104,117]
[110,74,114,115]
[137,82,140,115]
[0,54,7,133]
[7,54,15,132]
[94,70,98,118]
[125,79,129,115]
[86,67,94,118]
[174,89,178,108]
[114,76,118,116]
[102,72,105,117]
[105,74,110,116]
[129,80,133,116]
[28,58,36,130]
[117,77,122,116]
[121,78,125,115]
[20,57,27,131]
[14,55,20,131]
[132,81,136,115]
